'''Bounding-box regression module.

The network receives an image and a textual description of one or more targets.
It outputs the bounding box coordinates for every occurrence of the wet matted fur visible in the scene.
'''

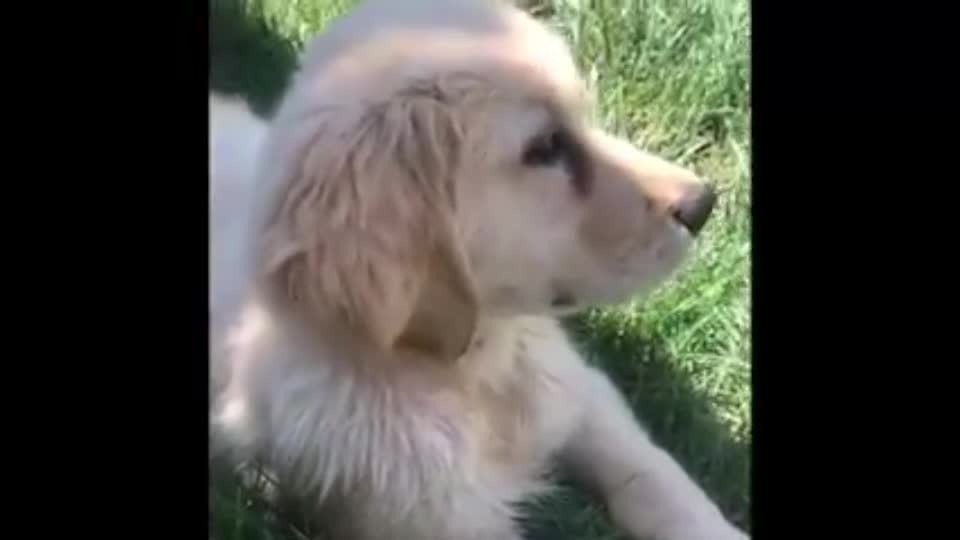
[210,1,747,539]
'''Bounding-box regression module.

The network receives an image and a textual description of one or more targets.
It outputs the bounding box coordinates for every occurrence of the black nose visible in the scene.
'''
[670,185,716,235]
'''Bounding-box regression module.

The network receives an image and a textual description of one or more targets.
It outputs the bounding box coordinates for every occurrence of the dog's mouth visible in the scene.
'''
[548,283,586,315]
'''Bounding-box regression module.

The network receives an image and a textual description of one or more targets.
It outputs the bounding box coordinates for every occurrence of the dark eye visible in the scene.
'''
[522,130,567,167]
[520,127,593,196]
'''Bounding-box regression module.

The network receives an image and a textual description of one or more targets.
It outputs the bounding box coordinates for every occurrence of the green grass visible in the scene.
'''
[209,0,751,538]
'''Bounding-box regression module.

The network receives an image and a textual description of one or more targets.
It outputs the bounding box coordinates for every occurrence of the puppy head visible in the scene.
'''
[255,0,716,357]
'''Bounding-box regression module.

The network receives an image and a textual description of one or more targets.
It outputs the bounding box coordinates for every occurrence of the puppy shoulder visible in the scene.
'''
[511,315,593,403]
[507,316,591,452]
[513,316,584,367]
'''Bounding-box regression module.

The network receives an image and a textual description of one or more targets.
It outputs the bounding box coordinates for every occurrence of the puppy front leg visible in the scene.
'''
[562,368,747,540]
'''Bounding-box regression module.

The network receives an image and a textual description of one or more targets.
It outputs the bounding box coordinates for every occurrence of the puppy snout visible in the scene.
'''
[669,184,716,235]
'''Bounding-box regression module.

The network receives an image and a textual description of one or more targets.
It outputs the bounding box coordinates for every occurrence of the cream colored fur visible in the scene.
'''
[210,1,748,539]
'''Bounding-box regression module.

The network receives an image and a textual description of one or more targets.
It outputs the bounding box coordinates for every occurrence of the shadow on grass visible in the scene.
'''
[518,313,751,540]
[209,0,299,116]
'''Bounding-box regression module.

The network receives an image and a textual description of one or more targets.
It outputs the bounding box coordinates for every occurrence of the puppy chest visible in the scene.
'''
[270,383,554,505]
[396,388,549,484]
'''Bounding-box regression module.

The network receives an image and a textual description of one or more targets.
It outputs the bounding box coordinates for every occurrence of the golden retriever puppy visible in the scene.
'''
[210,1,747,539]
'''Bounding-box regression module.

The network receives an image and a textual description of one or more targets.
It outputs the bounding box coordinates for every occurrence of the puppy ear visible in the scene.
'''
[261,88,477,359]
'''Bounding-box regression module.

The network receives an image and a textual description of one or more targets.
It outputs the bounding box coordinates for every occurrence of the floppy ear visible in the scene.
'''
[260,88,478,359]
